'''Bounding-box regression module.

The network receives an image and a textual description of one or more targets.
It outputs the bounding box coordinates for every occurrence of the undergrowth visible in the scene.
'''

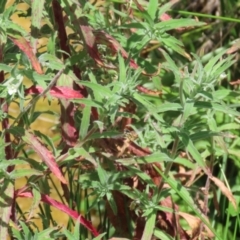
[0,0,239,239]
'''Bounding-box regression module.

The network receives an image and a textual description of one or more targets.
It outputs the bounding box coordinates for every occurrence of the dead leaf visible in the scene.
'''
[227,39,240,54]
[210,176,237,210]
[229,79,240,85]
[179,212,214,239]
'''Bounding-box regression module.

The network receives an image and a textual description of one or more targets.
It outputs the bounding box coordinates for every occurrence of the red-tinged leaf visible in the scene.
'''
[23,131,67,184]
[78,20,105,67]
[25,86,85,100]
[94,30,139,69]
[0,180,14,240]
[56,72,79,147]
[137,85,162,96]
[132,0,145,12]
[160,13,172,21]
[128,142,151,156]
[8,37,43,74]
[229,79,240,85]
[159,13,185,32]
[15,190,99,237]
[60,99,78,147]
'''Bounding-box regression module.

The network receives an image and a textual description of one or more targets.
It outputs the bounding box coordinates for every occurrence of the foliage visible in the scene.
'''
[0,0,239,239]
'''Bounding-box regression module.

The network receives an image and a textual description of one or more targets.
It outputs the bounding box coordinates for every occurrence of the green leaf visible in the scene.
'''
[80,104,91,140]
[155,102,182,113]
[189,131,226,142]
[0,159,28,169]
[207,114,227,152]
[120,22,148,30]
[36,227,59,239]
[194,101,240,116]
[19,221,32,237]
[132,92,157,112]
[79,81,112,100]
[71,147,97,167]
[116,152,173,165]
[147,0,158,21]
[127,166,155,186]
[174,157,195,169]
[73,216,81,240]
[92,232,107,240]
[63,229,74,240]
[127,33,150,54]
[29,187,41,220]
[157,0,178,20]
[155,19,205,31]
[181,99,195,124]
[141,210,156,240]
[0,63,12,72]
[118,53,126,83]
[0,0,7,14]
[106,191,117,215]
[6,19,28,38]
[160,49,180,75]
[204,50,227,73]
[137,10,154,28]
[38,53,64,70]
[154,228,174,240]
[0,137,6,161]
[31,0,44,48]
[210,56,235,81]
[178,131,206,168]
[9,169,43,179]
[0,180,14,239]
[96,162,109,185]
[72,98,102,108]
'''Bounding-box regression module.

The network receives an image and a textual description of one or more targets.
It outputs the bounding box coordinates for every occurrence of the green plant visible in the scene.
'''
[0,0,239,240]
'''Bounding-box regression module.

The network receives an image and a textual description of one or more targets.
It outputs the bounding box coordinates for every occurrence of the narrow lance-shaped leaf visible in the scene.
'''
[23,130,67,184]
[79,104,91,140]
[0,0,7,14]
[9,36,43,74]
[31,0,45,53]
[0,180,14,240]
[141,210,157,240]
[147,0,158,20]
[78,20,105,67]
[9,169,43,179]
[157,0,180,20]
[94,30,139,69]
[179,131,206,168]
[25,86,85,100]
[155,19,205,31]
[16,191,99,236]
[209,176,237,210]
[27,187,41,221]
